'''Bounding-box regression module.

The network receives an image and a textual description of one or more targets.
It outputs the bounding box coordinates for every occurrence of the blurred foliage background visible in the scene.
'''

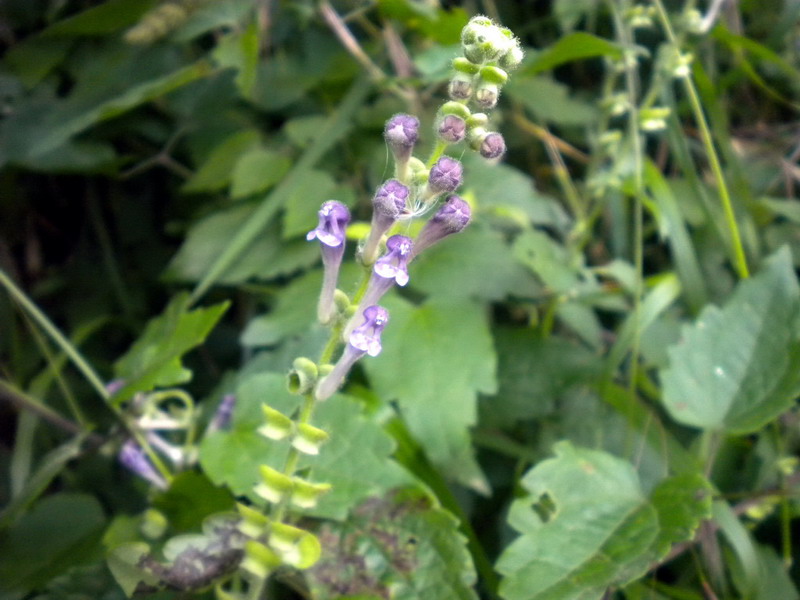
[2,0,800,599]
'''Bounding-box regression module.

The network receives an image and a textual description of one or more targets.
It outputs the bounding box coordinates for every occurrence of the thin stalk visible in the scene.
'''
[652,0,750,279]
[426,140,449,168]
[0,268,109,401]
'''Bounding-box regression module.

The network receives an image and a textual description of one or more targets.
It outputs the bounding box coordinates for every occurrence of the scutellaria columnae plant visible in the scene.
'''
[228,15,523,598]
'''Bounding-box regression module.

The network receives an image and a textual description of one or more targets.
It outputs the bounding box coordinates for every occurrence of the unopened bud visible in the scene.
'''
[479,132,506,160]
[448,72,473,101]
[453,57,479,75]
[475,82,499,110]
[480,65,508,85]
[437,114,466,144]
[427,156,463,195]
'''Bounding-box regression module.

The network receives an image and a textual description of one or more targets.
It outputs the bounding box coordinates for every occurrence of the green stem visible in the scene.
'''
[0,268,109,401]
[426,140,449,168]
[652,0,749,279]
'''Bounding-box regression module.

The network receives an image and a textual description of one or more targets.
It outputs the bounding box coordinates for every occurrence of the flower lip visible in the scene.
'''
[349,305,390,357]
[373,234,413,286]
[307,200,351,247]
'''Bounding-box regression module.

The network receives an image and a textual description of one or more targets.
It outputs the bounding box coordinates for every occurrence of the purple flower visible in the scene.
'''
[119,439,168,489]
[410,195,471,259]
[361,180,409,265]
[373,235,413,286]
[438,114,466,144]
[427,156,463,196]
[480,132,506,160]
[316,306,390,401]
[307,200,350,247]
[307,201,351,324]
[208,394,236,433]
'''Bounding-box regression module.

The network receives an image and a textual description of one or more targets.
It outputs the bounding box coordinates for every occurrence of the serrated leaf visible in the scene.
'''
[182,129,261,193]
[199,373,414,518]
[112,293,229,405]
[649,473,712,555]
[307,488,478,600]
[410,227,541,301]
[497,442,659,600]
[363,297,496,492]
[660,247,800,433]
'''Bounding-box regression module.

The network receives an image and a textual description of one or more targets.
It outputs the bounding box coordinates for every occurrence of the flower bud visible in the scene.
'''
[480,132,506,160]
[411,195,472,259]
[480,65,508,85]
[287,357,318,395]
[361,179,409,265]
[384,113,419,164]
[436,114,466,144]
[475,81,499,110]
[453,56,479,75]
[426,156,463,196]
[118,439,167,490]
[500,43,524,71]
[466,112,489,129]
[448,71,473,101]
[207,393,236,432]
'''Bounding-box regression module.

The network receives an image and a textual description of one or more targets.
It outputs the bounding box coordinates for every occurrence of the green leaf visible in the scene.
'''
[660,248,800,433]
[306,488,478,600]
[411,227,540,301]
[525,32,622,75]
[152,472,235,532]
[649,473,713,555]
[112,293,229,405]
[182,129,261,193]
[230,147,292,199]
[363,297,496,492]
[506,76,598,126]
[0,494,106,597]
[282,170,337,239]
[199,373,415,518]
[165,206,319,285]
[554,0,599,31]
[497,442,659,600]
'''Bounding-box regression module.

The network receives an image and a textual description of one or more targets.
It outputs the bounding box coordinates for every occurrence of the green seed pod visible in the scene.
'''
[287,357,318,395]
[439,101,472,119]
[480,65,508,85]
[453,57,480,75]
[258,404,293,440]
[269,522,321,569]
[466,112,489,130]
[241,540,282,578]
[237,502,269,538]
[255,465,293,504]
[292,423,330,455]
[291,479,332,509]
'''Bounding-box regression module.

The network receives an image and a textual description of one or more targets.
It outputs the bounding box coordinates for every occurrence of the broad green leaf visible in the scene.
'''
[230,147,291,199]
[307,488,478,600]
[44,0,157,36]
[525,32,621,74]
[112,293,229,405]
[199,373,415,519]
[0,494,106,596]
[411,227,541,301]
[649,473,712,555]
[165,207,318,284]
[152,472,234,532]
[483,329,602,427]
[25,562,128,600]
[211,20,260,99]
[506,76,598,126]
[173,0,257,42]
[5,37,73,88]
[363,297,496,492]
[497,442,659,600]
[660,248,800,433]
[182,129,261,193]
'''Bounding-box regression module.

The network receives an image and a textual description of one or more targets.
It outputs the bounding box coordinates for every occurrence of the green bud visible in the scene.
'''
[292,423,330,455]
[258,404,293,440]
[241,540,282,578]
[291,479,332,509]
[461,16,492,45]
[255,465,293,504]
[479,65,508,85]
[453,57,479,75]
[269,522,321,569]
[500,44,524,71]
[407,157,429,186]
[440,101,471,120]
[466,112,489,130]
[333,289,350,313]
[237,502,269,538]
[638,107,671,131]
[287,357,318,395]
[140,509,167,540]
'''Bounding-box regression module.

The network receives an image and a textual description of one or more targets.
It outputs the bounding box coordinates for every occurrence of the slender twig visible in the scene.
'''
[319,0,386,83]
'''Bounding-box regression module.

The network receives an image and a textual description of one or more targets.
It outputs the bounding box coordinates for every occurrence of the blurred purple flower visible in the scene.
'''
[361,180,409,265]
[411,195,471,259]
[119,439,168,490]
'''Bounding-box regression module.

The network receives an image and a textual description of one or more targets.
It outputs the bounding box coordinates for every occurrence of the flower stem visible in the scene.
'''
[652,0,749,279]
